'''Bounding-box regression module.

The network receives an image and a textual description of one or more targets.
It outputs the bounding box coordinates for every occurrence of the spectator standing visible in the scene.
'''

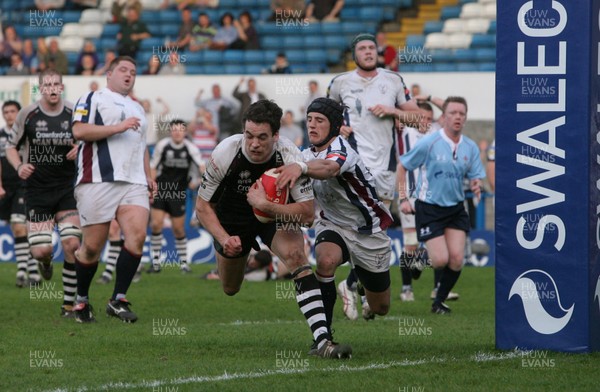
[232,77,266,128]
[278,110,303,147]
[166,8,194,51]
[116,7,151,58]
[195,84,239,140]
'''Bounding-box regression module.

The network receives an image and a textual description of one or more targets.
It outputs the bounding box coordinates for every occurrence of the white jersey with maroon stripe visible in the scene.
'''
[72,87,148,186]
[400,126,431,198]
[302,136,393,234]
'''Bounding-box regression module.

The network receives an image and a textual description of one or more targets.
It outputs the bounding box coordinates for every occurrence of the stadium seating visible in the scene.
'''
[1,0,494,74]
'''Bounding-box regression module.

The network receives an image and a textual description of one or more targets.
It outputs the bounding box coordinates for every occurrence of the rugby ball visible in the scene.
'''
[253,168,289,223]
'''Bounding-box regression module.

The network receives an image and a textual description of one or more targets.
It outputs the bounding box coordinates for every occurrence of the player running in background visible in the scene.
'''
[327,33,420,320]
[148,119,204,274]
[397,102,434,302]
[0,100,42,287]
[6,70,80,317]
[71,56,156,323]
[398,97,485,314]
[196,99,351,359]
[276,97,393,337]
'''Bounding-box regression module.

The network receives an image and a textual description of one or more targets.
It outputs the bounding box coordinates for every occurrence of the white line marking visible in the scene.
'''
[42,351,525,392]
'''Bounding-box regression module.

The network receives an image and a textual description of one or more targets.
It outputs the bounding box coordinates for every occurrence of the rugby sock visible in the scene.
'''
[62,261,77,306]
[101,240,122,280]
[75,258,98,301]
[15,236,28,278]
[294,273,330,349]
[151,232,163,267]
[27,255,40,282]
[175,237,187,266]
[315,272,336,334]
[435,266,461,304]
[141,236,151,266]
[345,268,358,291]
[112,246,142,300]
[434,268,443,288]
[400,252,412,286]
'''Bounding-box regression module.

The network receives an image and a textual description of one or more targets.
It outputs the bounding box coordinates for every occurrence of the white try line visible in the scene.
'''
[218,316,407,326]
[42,350,524,392]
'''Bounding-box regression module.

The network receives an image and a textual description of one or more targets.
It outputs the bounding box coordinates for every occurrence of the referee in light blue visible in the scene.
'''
[397,96,485,314]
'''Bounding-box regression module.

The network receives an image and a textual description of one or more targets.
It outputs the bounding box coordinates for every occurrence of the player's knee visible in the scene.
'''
[61,238,80,256]
[30,246,52,262]
[172,227,185,239]
[372,302,390,316]
[222,285,240,296]
[280,247,306,268]
[11,223,27,238]
[79,242,103,261]
[150,221,162,233]
[316,256,338,276]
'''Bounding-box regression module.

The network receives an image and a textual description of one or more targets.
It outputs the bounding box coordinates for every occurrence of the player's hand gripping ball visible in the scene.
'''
[253,168,289,223]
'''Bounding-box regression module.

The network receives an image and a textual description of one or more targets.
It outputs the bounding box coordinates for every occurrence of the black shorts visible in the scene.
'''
[151,198,187,217]
[214,219,277,259]
[26,186,77,223]
[415,200,470,242]
[0,184,26,222]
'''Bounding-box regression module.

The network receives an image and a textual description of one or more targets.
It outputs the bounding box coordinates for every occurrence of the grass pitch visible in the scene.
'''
[1,263,598,392]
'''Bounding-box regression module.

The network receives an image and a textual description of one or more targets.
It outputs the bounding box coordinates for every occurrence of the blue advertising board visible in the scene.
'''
[496,0,600,352]
[0,225,495,267]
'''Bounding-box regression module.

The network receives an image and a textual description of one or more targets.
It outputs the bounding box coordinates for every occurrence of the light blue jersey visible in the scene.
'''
[400,129,485,207]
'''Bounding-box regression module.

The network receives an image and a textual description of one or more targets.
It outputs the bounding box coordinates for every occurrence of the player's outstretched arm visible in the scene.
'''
[275,160,340,189]
[73,117,140,141]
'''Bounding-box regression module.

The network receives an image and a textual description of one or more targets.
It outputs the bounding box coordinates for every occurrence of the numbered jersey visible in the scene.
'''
[9,101,76,189]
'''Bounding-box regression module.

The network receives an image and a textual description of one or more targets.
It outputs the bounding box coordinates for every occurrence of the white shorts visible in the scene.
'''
[75,182,149,226]
[315,219,392,273]
[371,169,397,202]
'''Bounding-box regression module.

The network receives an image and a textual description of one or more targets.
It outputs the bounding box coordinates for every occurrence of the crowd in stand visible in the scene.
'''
[0,0,379,75]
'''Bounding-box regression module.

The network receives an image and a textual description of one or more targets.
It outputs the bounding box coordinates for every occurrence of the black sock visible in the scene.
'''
[316,273,336,334]
[75,257,98,301]
[346,268,358,290]
[434,268,443,288]
[400,252,413,286]
[112,246,142,300]
[435,266,461,303]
